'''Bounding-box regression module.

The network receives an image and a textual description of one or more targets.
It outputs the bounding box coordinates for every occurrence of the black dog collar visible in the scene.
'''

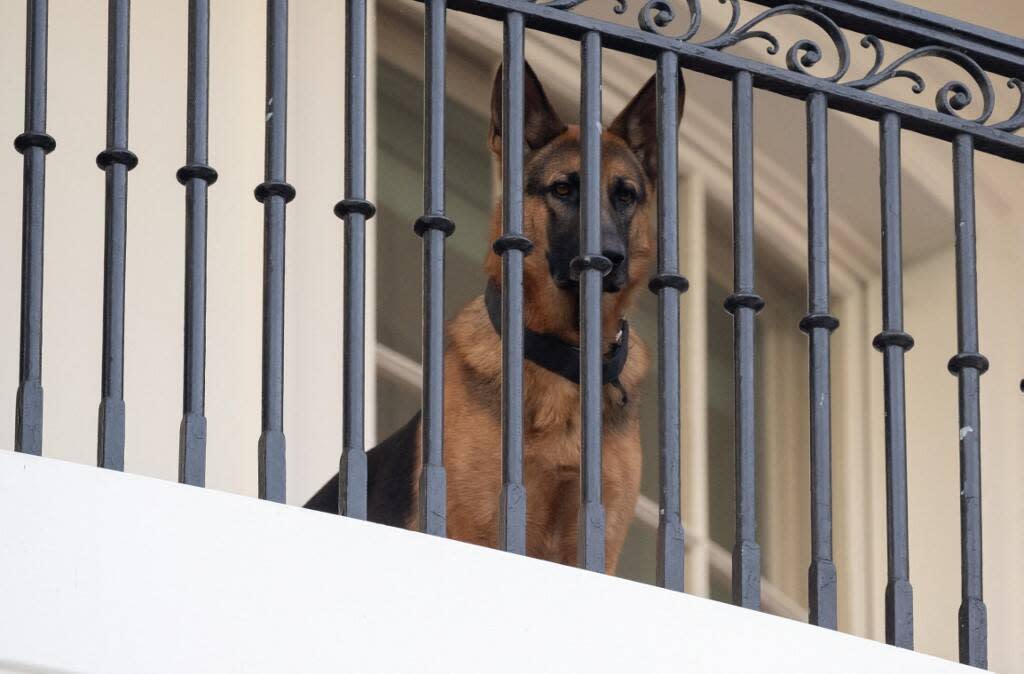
[484,281,630,404]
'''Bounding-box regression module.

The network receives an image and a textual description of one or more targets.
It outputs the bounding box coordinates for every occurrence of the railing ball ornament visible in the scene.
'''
[414,214,455,237]
[649,273,690,294]
[333,197,376,219]
[872,329,915,352]
[569,254,613,280]
[799,312,840,333]
[14,132,56,154]
[723,291,764,313]
[96,148,139,170]
[947,351,990,375]
[176,163,219,185]
[492,234,534,256]
[254,181,296,204]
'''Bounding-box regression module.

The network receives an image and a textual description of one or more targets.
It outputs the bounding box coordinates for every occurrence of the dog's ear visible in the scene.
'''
[608,69,685,180]
[489,62,567,155]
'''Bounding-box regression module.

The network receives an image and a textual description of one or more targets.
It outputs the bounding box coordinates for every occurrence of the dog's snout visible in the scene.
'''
[602,247,625,268]
[600,225,628,292]
[547,211,631,293]
[601,225,627,269]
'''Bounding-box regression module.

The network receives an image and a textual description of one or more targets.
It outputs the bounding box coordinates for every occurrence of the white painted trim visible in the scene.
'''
[634,493,807,621]
[0,451,977,674]
[375,343,423,390]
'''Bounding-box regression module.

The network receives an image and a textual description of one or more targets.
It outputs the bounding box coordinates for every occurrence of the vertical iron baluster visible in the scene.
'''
[577,30,606,572]
[177,0,217,487]
[414,0,452,535]
[254,0,293,503]
[800,91,838,629]
[336,0,376,518]
[874,112,914,649]
[726,69,764,609]
[950,133,987,669]
[96,0,137,471]
[496,12,529,554]
[14,0,55,456]
[652,51,686,591]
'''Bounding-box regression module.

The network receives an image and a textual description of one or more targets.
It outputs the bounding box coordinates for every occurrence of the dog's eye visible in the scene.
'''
[551,181,573,198]
[615,186,637,206]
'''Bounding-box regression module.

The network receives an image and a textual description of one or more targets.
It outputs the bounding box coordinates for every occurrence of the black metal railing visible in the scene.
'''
[336,0,373,519]
[875,109,913,649]
[178,0,217,488]
[254,0,292,504]
[95,0,135,473]
[654,48,685,594]
[13,0,53,458]
[725,67,761,609]
[801,89,838,630]
[416,0,452,538]
[11,0,1024,669]
[578,28,606,573]
[497,12,530,554]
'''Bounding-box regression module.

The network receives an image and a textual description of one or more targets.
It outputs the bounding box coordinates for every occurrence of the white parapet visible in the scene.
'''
[0,451,980,674]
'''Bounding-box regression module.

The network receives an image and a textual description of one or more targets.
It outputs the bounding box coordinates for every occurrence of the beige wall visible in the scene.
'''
[0,0,360,504]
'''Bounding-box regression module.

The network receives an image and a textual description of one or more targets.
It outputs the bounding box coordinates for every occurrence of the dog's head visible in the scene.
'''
[484,62,685,337]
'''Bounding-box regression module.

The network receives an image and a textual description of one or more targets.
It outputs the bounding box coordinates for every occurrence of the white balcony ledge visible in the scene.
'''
[0,451,979,674]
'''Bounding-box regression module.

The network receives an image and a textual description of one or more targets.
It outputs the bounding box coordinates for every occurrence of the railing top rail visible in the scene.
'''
[436,0,1024,162]
[754,0,1024,79]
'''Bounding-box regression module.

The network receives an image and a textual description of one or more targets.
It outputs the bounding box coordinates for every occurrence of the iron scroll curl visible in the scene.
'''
[639,1,851,82]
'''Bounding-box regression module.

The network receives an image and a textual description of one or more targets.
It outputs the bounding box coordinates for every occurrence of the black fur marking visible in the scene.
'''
[535,159,636,293]
[304,473,340,513]
[367,411,421,526]
[304,411,422,528]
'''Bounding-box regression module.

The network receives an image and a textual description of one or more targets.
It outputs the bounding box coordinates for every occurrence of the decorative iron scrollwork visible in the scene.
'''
[638,1,850,81]
[844,36,1024,131]
[540,0,1024,133]
[846,37,994,123]
[638,0,701,41]
[992,79,1024,132]
[701,3,850,82]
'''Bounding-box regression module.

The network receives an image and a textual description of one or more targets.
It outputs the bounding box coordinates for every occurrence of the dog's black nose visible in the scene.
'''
[598,225,627,291]
[600,222,626,271]
[601,246,627,293]
[602,248,625,269]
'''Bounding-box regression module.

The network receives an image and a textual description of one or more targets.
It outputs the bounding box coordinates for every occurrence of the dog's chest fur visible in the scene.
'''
[428,298,647,569]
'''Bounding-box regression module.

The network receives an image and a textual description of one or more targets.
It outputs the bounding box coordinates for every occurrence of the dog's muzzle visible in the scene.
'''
[553,245,628,293]
[602,247,628,292]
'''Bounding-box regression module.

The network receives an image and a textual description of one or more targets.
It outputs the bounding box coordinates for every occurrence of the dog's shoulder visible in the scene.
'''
[447,296,501,377]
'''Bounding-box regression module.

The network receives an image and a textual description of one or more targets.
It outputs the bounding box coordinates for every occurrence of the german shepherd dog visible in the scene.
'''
[308,63,684,574]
